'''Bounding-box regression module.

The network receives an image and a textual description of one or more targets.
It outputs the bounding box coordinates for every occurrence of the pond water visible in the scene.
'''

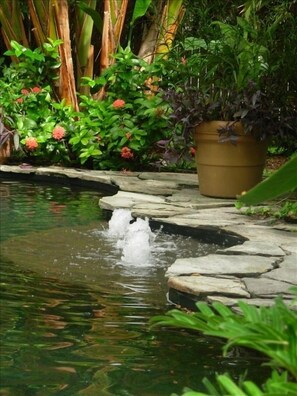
[0,180,267,396]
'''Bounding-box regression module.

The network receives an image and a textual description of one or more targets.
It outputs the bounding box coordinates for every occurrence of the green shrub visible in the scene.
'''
[70,47,172,170]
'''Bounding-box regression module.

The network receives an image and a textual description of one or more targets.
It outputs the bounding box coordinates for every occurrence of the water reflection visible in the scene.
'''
[0,180,268,395]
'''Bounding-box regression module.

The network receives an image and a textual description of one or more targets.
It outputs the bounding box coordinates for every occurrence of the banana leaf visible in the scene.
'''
[239,155,297,205]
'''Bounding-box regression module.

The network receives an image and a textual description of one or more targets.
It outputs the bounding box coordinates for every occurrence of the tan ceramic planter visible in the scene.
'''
[194,121,268,198]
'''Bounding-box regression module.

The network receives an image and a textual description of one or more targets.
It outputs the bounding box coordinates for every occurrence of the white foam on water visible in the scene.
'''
[107,208,133,239]
[107,209,156,266]
[121,217,155,266]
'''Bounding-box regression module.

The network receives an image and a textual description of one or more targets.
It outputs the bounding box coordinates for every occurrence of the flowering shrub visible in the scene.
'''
[0,39,78,165]
[70,47,172,170]
[0,69,76,165]
[1,43,194,170]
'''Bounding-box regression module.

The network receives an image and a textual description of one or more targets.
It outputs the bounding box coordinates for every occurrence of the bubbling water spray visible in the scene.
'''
[121,217,155,265]
[107,209,155,266]
[107,208,133,238]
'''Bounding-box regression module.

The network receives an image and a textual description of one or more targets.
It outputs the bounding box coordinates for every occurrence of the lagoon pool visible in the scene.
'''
[0,180,268,395]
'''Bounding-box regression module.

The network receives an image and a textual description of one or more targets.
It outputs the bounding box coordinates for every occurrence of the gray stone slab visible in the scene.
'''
[36,167,115,184]
[272,223,297,233]
[131,202,196,218]
[207,295,296,309]
[99,191,166,210]
[0,164,36,174]
[110,176,180,195]
[242,277,294,297]
[168,275,250,298]
[156,208,248,228]
[165,190,235,210]
[279,253,297,268]
[281,242,297,255]
[262,254,297,285]
[217,241,285,257]
[139,172,199,186]
[225,225,297,245]
[166,254,277,277]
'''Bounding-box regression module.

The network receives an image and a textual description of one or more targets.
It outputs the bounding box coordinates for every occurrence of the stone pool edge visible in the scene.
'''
[1,164,296,310]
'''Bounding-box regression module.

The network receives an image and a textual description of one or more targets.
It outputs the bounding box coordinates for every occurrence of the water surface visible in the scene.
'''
[0,180,267,395]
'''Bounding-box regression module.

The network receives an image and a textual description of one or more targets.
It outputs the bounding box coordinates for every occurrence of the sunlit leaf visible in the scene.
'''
[239,155,297,205]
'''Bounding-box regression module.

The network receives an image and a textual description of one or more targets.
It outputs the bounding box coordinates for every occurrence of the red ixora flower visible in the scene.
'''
[113,99,125,109]
[16,97,23,104]
[31,86,41,93]
[21,88,30,95]
[52,125,66,140]
[121,146,134,159]
[190,147,196,156]
[25,137,38,151]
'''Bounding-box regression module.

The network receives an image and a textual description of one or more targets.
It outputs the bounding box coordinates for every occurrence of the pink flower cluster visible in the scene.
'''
[25,137,38,151]
[113,99,125,109]
[16,86,41,103]
[121,146,133,159]
[52,126,66,140]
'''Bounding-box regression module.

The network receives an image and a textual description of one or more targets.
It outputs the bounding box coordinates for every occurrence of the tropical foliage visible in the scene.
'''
[238,155,297,206]
[162,0,297,147]
[70,47,172,169]
[0,0,185,106]
[150,292,297,396]
[0,0,296,167]
[0,42,174,168]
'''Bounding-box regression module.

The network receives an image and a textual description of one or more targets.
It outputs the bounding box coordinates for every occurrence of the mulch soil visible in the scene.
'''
[265,155,288,172]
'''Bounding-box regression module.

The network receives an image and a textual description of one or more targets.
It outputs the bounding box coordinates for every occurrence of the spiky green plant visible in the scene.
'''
[150,289,297,396]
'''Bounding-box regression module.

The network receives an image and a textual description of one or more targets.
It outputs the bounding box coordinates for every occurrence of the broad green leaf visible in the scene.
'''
[184,37,207,51]
[77,1,103,33]
[130,0,152,26]
[239,155,297,205]
[23,118,38,129]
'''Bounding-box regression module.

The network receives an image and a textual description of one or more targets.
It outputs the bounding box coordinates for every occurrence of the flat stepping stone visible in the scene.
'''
[166,189,234,208]
[99,191,166,210]
[207,295,297,309]
[166,254,278,277]
[242,277,294,297]
[281,243,297,255]
[262,254,297,285]
[132,202,196,218]
[226,225,297,246]
[217,241,285,257]
[110,176,180,195]
[168,275,250,298]
[156,207,252,228]
[139,172,199,186]
[0,164,36,174]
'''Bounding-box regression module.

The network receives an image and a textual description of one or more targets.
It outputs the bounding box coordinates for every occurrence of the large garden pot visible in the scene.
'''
[194,121,268,198]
